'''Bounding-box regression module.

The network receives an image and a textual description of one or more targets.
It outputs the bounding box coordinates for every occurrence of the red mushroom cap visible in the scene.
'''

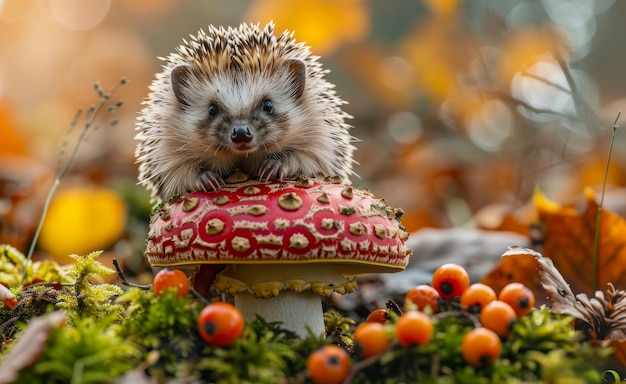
[145,178,411,297]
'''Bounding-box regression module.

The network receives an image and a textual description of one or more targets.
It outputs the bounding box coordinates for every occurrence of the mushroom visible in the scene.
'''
[145,176,411,337]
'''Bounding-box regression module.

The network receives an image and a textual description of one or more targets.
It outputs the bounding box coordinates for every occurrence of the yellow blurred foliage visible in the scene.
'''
[401,12,473,103]
[39,187,127,265]
[244,0,369,55]
[422,0,460,16]
[339,46,415,109]
[498,27,568,83]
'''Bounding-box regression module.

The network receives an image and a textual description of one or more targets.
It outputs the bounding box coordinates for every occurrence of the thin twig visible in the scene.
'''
[112,258,151,290]
[592,111,621,292]
[190,287,210,305]
[556,55,589,123]
[520,70,571,94]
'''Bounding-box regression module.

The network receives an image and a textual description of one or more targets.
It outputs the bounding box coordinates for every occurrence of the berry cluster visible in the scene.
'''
[305,263,536,384]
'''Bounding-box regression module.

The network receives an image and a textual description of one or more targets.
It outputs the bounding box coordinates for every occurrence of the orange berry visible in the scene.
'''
[307,345,351,384]
[198,302,244,346]
[431,263,470,299]
[499,283,535,317]
[153,268,189,298]
[461,283,496,313]
[395,310,433,346]
[405,284,440,312]
[461,328,501,367]
[480,300,517,338]
[353,322,392,358]
[366,309,390,324]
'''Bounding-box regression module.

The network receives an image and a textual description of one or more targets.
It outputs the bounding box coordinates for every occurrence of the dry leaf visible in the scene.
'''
[480,250,545,304]
[537,188,626,294]
[498,246,626,344]
[0,311,67,384]
[0,284,17,310]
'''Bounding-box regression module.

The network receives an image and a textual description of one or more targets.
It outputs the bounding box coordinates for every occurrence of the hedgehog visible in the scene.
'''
[135,22,356,203]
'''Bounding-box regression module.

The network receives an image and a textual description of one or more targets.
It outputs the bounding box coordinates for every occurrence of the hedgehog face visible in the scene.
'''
[170,59,306,157]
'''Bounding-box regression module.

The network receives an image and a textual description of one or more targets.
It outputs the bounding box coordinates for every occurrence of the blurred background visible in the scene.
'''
[1,0,625,281]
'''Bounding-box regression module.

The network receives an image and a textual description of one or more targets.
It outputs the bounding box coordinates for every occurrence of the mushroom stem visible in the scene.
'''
[234,291,325,337]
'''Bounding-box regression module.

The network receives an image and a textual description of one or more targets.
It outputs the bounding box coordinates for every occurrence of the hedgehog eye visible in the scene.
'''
[208,104,219,118]
[261,99,273,115]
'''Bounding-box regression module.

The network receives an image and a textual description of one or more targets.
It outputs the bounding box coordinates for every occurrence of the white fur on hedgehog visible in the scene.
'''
[135,22,356,203]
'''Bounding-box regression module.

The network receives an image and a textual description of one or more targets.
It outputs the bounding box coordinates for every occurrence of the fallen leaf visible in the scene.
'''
[537,188,626,295]
[0,311,67,384]
[480,247,545,304]
[0,284,17,310]
[485,189,626,301]
[473,203,534,236]
[497,246,626,341]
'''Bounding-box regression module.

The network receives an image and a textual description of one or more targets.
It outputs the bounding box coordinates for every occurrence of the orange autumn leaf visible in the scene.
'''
[480,252,544,304]
[537,188,626,295]
[244,0,369,55]
[484,189,626,301]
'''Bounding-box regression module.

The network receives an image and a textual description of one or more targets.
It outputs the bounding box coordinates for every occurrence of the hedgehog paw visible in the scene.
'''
[259,159,287,182]
[197,170,225,192]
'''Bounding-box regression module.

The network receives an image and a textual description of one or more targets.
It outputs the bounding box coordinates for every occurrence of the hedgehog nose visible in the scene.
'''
[231,125,254,144]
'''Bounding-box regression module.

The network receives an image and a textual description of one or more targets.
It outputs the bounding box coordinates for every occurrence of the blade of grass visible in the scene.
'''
[592,111,621,292]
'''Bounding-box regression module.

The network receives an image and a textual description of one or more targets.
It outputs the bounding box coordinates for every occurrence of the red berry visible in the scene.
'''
[395,310,433,346]
[198,302,244,346]
[499,282,535,317]
[431,263,470,299]
[405,284,440,312]
[307,345,351,384]
[153,268,189,298]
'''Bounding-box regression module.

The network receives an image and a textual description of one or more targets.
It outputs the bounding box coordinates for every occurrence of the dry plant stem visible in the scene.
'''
[21,79,126,285]
[592,111,621,292]
[189,288,210,305]
[112,258,151,290]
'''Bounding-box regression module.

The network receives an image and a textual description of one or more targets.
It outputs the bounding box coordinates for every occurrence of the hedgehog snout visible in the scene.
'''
[231,125,254,144]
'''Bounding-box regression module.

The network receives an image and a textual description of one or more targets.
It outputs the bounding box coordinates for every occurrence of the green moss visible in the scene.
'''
[13,316,141,384]
[0,249,613,383]
[55,252,124,321]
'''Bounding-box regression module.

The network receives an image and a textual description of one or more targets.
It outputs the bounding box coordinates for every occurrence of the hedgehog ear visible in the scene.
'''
[171,65,192,106]
[285,59,306,99]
